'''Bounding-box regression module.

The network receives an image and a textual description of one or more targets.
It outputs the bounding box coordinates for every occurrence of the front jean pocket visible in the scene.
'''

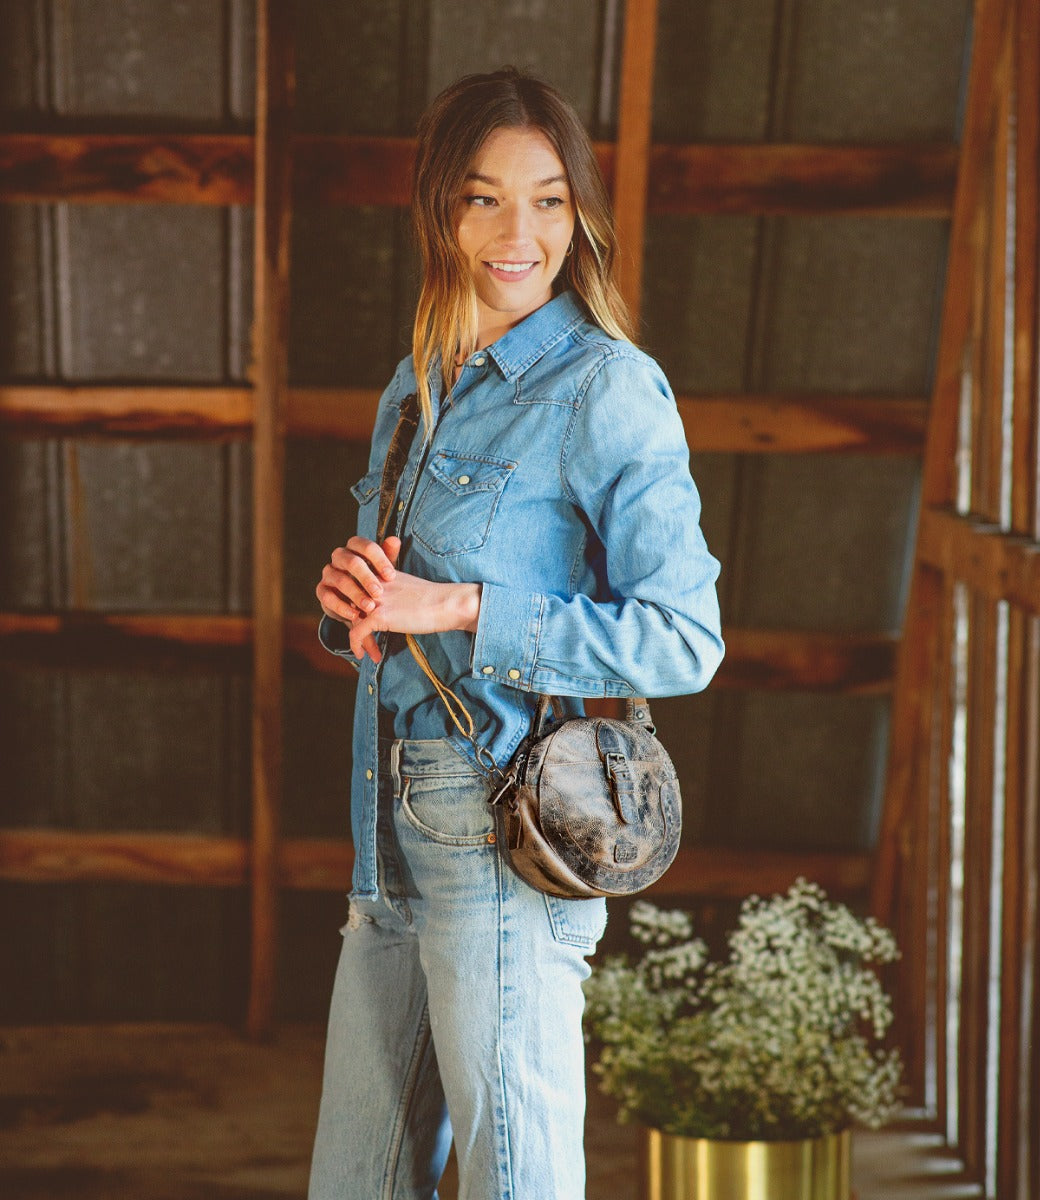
[398,774,496,845]
[411,450,516,556]
[544,894,608,951]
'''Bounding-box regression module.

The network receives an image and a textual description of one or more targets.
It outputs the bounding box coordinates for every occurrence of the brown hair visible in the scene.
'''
[411,67,633,429]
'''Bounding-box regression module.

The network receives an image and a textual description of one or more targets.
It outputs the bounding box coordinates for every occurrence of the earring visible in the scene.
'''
[565,239,574,257]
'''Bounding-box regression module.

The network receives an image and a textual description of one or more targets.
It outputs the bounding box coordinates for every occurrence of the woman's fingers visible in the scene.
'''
[345,536,398,581]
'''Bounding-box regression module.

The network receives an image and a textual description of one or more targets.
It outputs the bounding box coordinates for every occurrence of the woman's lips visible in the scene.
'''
[484,260,538,282]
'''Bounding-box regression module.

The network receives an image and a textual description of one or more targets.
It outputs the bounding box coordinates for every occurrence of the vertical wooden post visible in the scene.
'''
[247,0,294,1039]
[613,0,659,325]
[872,0,1008,925]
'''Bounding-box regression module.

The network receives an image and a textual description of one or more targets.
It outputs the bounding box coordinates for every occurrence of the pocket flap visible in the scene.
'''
[426,451,515,496]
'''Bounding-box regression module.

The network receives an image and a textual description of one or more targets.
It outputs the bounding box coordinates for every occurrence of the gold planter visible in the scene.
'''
[645,1127,851,1200]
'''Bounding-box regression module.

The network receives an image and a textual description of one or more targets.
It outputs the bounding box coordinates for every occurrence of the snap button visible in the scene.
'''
[486,832,497,844]
[397,499,405,512]
[365,768,373,780]
[473,355,486,366]
[457,474,471,485]
[508,668,521,680]
[367,684,374,695]
[481,665,495,675]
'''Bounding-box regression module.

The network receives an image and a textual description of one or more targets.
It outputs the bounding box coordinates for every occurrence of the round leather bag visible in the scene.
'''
[502,698,681,899]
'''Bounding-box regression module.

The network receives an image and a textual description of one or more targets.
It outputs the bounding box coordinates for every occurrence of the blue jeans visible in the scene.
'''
[307,737,608,1200]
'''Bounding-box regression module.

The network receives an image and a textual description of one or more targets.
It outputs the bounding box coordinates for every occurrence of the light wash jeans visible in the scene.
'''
[308,737,608,1200]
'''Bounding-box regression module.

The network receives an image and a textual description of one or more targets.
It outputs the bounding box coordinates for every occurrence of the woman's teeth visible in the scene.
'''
[488,261,536,272]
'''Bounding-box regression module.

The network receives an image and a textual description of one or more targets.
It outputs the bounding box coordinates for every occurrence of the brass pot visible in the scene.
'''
[644,1127,851,1200]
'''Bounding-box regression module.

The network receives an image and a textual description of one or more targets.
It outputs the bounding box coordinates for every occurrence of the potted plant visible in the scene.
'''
[582,878,903,1200]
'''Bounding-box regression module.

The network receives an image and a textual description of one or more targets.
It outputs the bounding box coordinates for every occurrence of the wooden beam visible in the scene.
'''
[0,384,926,454]
[873,0,1013,933]
[0,385,254,437]
[0,132,253,203]
[0,828,869,900]
[649,142,958,217]
[247,0,294,1039]
[715,628,898,694]
[0,133,958,216]
[613,0,659,319]
[0,612,898,694]
[677,394,928,455]
[917,507,1040,614]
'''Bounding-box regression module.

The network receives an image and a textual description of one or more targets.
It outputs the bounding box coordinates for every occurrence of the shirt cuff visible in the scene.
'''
[318,614,360,666]
[470,582,540,689]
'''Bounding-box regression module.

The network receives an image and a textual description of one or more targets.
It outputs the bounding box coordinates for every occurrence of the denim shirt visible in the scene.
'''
[319,291,724,898]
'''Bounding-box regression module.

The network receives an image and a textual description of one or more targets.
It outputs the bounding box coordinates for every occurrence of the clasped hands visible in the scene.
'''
[316,535,481,663]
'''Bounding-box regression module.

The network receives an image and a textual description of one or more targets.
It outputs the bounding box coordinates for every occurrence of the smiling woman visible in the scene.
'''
[455,127,575,345]
[309,67,724,1200]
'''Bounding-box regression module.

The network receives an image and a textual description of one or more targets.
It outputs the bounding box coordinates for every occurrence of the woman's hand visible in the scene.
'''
[316,535,481,664]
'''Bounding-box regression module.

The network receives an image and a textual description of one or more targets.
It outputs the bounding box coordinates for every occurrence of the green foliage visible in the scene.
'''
[583,879,903,1140]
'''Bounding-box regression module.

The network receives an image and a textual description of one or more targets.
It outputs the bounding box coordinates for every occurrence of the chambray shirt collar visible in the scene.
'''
[485,290,587,381]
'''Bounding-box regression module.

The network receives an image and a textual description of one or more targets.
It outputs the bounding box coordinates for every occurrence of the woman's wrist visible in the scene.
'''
[449,583,482,633]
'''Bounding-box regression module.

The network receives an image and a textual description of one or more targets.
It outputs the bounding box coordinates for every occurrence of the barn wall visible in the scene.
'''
[0,0,971,1020]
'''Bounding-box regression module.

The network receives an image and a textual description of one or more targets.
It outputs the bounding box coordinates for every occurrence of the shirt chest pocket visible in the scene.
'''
[411,450,516,557]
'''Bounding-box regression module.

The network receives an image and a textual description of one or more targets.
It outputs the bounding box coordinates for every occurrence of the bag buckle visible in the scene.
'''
[604,751,639,824]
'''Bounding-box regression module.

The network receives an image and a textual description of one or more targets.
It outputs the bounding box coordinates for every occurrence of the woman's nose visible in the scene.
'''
[498,202,532,244]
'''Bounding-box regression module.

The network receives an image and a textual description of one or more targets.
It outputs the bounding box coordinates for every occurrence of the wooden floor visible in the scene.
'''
[0,1025,984,1199]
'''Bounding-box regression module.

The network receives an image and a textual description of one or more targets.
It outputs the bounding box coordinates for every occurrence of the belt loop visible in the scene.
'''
[390,739,403,796]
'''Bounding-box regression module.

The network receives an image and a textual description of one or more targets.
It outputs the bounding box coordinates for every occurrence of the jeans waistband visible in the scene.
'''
[378,735,482,778]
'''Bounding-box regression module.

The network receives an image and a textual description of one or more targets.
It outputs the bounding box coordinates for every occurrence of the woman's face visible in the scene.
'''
[456,126,576,345]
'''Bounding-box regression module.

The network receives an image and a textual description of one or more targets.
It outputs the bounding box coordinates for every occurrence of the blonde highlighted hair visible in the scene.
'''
[411,67,633,429]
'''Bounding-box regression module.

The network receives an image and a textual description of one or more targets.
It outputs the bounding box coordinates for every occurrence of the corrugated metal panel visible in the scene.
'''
[653,0,778,141]
[0,0,41,115]
[0,883,250,1021]
[48,0,228,120]
[289,207,410,387]
[655,0,971,142]
[57,205,226,380]
[718,692,889,850]
[734,455,920,632]
[776,0,972,141]
[294,0,417,135]
[756,217,948,394]
[426,0,617,134]
[64,670,249,833]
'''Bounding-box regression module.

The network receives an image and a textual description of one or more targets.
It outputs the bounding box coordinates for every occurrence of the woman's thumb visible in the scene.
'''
[381,535,402,566]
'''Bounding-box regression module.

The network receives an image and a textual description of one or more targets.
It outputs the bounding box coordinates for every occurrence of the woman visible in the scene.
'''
[310,68,723,1200]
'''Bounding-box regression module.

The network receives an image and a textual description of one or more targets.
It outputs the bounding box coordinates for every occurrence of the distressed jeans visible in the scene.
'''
[307,737,607,1200]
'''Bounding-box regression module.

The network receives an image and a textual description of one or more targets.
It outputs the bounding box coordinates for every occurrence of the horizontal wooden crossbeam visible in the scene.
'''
[0,133,957,215]
[0,385,927,454]
[917,507,1040,614]
[0,827,870,898]
[0,612,897,693]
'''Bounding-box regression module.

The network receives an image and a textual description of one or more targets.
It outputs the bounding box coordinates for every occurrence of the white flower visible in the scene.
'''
[583,879,904,1139]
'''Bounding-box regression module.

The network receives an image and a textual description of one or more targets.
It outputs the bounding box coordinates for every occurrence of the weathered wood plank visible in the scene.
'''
[1013,0,1040,540]
[916,507,1040,614]
[714,628,898,694]
[0,613,899,694]
[648,143,959,217]
[676,394,928,455]
[0,133,253,203]
[0,384,927,454]
[247,0,294,1039]
[0,132,958,216]
[0,385,254,437]
[0,829,869,900]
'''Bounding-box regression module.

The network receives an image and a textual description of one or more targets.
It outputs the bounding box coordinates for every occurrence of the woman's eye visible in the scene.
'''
[538,196,565,209]
[465,195,496,207]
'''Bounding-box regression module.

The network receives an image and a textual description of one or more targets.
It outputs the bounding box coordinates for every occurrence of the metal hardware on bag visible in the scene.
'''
[488,770,518,808]
[604,751,639,824]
